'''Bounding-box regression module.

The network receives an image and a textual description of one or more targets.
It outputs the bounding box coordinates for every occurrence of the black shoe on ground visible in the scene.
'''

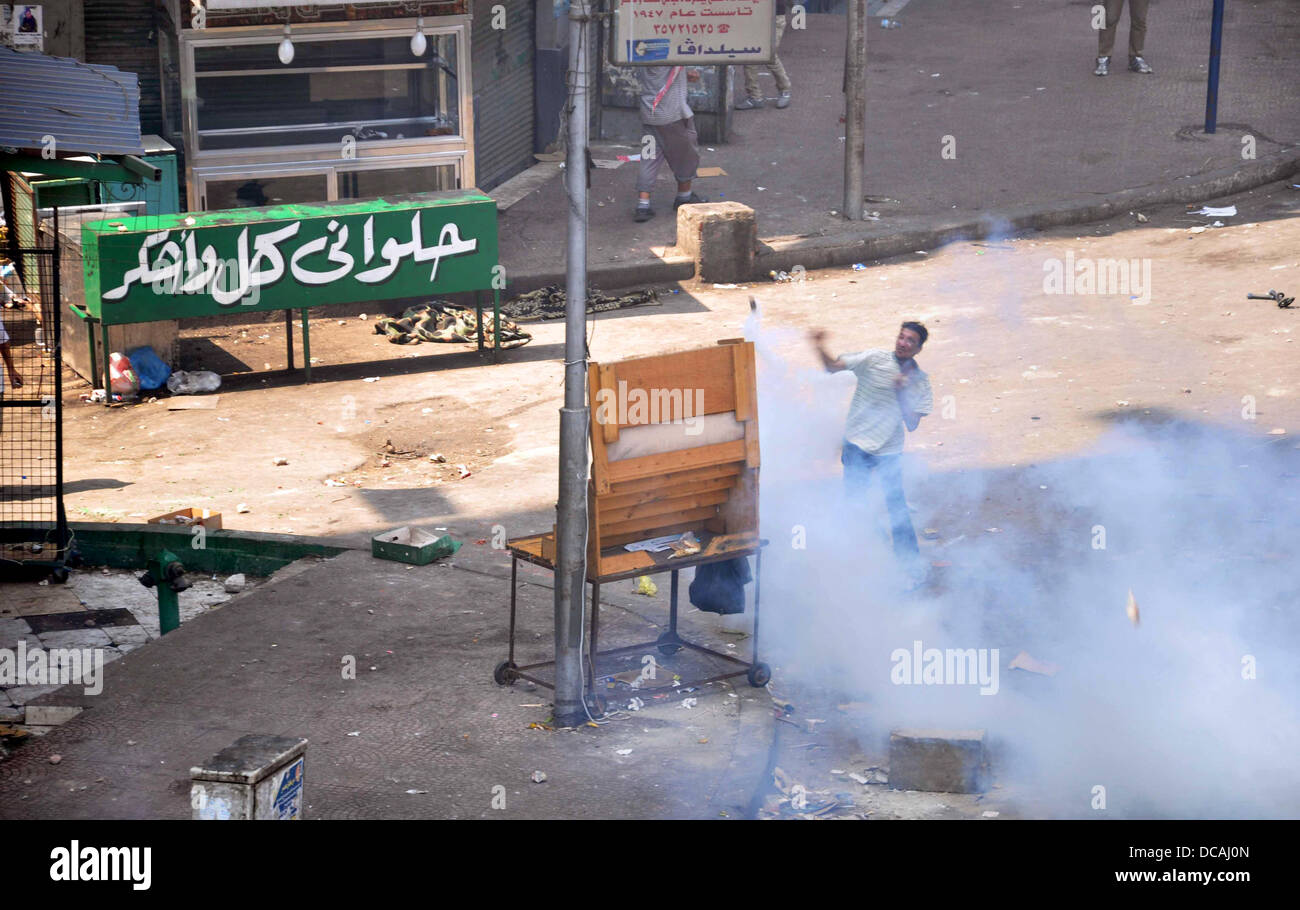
[673,192,708,209]
[634,206,655,223]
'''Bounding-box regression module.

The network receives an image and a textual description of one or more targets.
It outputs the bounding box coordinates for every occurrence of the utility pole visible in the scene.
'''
[554,0,593,728]
[843,0,867,220]
[1204,0,1225,134]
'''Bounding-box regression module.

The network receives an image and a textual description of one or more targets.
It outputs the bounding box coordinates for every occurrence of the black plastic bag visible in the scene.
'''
[689,556,752,615]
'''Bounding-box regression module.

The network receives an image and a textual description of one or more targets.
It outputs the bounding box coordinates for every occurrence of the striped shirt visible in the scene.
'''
[840,349,932,456]
[638,66,693,126]
[0,317,8,394]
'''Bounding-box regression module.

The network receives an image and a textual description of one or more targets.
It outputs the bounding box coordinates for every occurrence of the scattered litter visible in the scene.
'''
[236,503,251,513]
[1115,400,1130,407]
[982,810,1000,818]
[430,453,447,463]
[405,789,429,794]
[272,457,289,466]
[984,527,1001,533]
[347,731,360,737]
[880,17,901,28]
[1189,205,1237,217]
[1008,650,1059,676]
[1187,226,1207,235]
[530,770,547,783]
[922,528,940,540]
[615,748,633,756]
[848,772,869,785]
[627,697,645,712]
[48,754,62,765]
[635,576,658,597]
[697,166,727,177]
[224,573,246,594]
[712,283,741,289]
[1247,289,1295,308]
[1126,589,1141,627]
[457,465,472,479]
[851,263,867,271]
[1133,212,1148,223]
[681,698,697,709]
[1269,428,1287,435]
[363,377,380,383]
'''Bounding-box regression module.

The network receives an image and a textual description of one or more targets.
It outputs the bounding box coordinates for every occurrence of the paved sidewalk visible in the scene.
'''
[498,0,1300,289]
[0,545,775,819]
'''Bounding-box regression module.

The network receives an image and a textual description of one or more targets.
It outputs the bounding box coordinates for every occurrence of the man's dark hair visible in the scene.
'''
[901,321,928,347]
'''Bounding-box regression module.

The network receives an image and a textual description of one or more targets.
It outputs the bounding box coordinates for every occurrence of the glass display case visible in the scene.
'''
[179,16,474,210]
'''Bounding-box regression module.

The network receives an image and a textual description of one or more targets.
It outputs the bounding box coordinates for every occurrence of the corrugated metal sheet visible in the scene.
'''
[84,0,164,136]
[0,48,144,156]
[472,0,535,191]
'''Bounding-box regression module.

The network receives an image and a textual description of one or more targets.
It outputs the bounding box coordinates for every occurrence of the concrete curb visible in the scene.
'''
[502,150,1300,293]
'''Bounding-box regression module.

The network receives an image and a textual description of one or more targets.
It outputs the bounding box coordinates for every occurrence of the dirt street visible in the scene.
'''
[59,180,1300,547]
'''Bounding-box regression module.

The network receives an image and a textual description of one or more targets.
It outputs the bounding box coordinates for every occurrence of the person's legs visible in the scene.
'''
[1128,0,1149,56]
[742,64,763,102]
[659,117,704,205]
[634,123,666,220]
[877,454,922,569]
[1098,0,1126,56]
[771,15,791,96]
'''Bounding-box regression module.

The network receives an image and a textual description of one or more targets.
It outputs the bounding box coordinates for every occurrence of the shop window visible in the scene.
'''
[337,165,459,200]
[193,33,460,153]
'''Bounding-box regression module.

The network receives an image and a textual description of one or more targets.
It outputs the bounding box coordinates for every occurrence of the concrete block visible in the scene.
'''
[889,728,989,794]
[674,201,756,284]
[23,704,84,726]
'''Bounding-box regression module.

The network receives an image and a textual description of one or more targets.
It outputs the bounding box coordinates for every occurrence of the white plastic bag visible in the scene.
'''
[166,370,221,394]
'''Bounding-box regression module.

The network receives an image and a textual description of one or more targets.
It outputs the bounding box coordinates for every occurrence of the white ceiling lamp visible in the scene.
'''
[411,15,427,57]
[278,22,295,65]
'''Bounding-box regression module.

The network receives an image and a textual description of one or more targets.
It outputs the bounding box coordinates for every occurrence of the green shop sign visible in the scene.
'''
[81,190,499,325]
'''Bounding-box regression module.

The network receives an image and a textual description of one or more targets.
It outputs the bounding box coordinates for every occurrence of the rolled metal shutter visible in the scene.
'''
[471,0,536,191]
[83,0,163,136]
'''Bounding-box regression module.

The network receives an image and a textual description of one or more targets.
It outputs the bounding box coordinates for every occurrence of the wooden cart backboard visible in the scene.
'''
[519,339,760,580]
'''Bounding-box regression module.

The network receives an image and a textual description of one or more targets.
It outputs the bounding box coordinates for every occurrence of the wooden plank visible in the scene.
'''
[732,342,753,422]
[599,490,730,526]
[606,439,747,485]
[602,347,736,420]
[600,505,720,540]
[599,474,736,510]
[606,461,742,495]
[589,362,613,493]
[596,363,619,444]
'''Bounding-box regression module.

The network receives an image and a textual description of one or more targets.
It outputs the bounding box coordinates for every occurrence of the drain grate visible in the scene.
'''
[24,609,139,633]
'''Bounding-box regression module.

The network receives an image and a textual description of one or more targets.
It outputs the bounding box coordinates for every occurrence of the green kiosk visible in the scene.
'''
[76,189,502,395]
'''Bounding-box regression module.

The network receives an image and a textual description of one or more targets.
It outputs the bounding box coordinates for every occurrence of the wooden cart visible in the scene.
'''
[496,339,770,695]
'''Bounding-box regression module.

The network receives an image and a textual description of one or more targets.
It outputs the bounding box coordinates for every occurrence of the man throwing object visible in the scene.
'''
[810,321,933,584]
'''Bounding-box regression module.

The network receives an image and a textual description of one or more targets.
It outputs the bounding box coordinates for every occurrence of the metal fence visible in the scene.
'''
[1,185,69,579]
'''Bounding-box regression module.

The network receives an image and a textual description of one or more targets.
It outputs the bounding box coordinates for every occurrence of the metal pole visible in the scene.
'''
[554,0,592,728]
[1204,0,1225,134]
[843,0,867,220]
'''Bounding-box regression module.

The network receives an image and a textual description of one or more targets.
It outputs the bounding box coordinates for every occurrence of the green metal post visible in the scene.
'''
[476,290,484,354]
[87,321,98,395]
[301,308,310,382]
[100,322,112,403]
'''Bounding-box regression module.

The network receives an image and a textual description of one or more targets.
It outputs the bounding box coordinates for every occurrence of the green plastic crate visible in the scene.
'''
[371,527,461,565]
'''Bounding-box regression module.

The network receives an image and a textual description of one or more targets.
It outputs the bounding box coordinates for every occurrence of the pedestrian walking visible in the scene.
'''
[809,322,933,585]
[634,65,708,223]
[737,0,792,110]
[1094,0,1153,76]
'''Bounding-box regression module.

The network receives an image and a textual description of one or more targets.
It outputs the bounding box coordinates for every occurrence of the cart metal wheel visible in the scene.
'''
[655,631,682,656]
[493,660,519,686]
[747,662,772,687]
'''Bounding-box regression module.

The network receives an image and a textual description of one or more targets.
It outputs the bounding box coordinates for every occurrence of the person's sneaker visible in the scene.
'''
[1093,55,1110,76]
[634,205,655,223]
[735,97,765,110]
[774,91,791,110]
[1129,56,1153,74]
[673,192,708,209]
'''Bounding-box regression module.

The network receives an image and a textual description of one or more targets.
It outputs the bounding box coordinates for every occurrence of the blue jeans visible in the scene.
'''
[842,443,921,566]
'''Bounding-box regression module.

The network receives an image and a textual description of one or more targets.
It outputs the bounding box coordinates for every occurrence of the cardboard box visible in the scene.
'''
[148,507,223,530]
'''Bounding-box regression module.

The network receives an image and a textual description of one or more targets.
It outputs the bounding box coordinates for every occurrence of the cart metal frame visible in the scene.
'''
[496,535,771,698]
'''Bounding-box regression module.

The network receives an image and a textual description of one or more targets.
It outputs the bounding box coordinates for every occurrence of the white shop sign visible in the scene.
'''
[612,0,776,65]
